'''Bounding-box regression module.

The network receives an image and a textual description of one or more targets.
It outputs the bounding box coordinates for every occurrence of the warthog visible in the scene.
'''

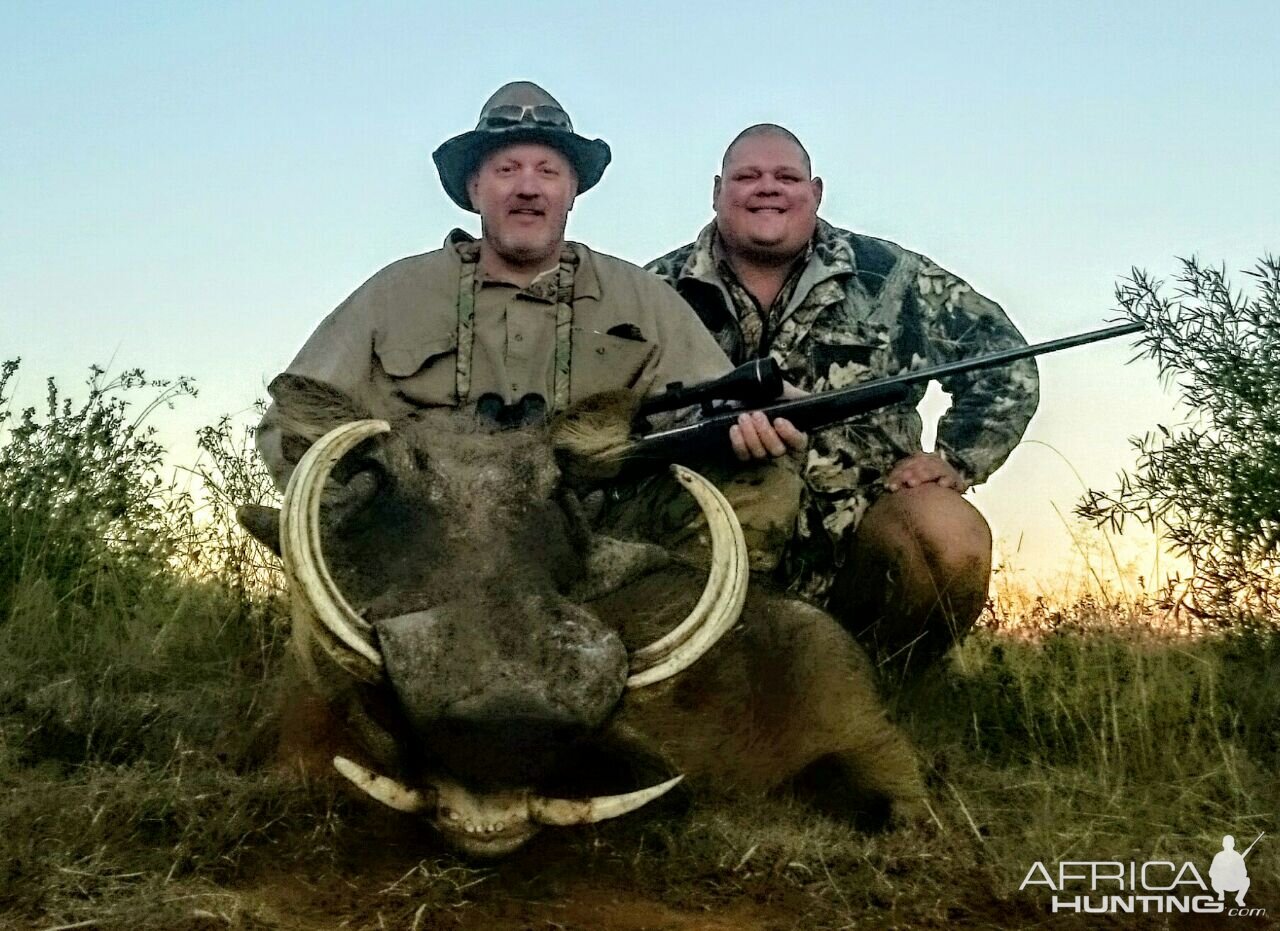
[238,375,924,858]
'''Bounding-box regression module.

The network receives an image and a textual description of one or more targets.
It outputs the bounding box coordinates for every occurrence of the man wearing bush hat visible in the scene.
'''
[258,81,804,487]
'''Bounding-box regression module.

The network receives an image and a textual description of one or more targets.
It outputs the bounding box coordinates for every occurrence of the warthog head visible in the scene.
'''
[239,376,747,857]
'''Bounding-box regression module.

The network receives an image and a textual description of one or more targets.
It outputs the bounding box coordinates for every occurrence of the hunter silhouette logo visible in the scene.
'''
[1019,830,1267,917]
[1210,833,1263,907]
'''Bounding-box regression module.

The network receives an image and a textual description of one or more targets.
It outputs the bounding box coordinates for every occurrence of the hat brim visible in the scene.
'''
[433,126,612,212]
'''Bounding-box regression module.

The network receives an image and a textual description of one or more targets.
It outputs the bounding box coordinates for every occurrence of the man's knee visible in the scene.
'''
[856,483,992,579]
[828,483,992,670]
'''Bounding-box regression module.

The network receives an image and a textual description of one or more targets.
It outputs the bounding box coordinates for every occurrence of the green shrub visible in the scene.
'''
[0,361,285,774]
[1079,256,1280,621]
[0,361,196,618]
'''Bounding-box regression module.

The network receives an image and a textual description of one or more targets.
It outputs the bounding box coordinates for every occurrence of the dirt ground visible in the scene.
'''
[224,824,826,931]
[240,870,804,931]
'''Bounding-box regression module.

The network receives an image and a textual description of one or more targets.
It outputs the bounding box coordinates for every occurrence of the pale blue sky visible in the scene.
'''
[3,1,1277,580]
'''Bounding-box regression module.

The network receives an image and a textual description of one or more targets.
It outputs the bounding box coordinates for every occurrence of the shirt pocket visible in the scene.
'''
[807,323,892,390]
[374,334,458,408]
[571,326,659,401]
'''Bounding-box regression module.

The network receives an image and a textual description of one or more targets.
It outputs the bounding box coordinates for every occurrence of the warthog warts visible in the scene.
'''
[238,375,924,858]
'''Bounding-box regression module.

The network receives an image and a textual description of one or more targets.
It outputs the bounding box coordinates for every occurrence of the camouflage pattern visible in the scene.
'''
[454,240,576,408]
[553,249,576,410]
[455,248,479,402]
[257,230,733,490]
[648,219,1039,598]
[599,456,804,574]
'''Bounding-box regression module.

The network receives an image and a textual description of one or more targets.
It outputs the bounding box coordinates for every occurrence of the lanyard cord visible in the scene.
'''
[551,249,575,410]
[456,247,576,409]
[455,251,479,404]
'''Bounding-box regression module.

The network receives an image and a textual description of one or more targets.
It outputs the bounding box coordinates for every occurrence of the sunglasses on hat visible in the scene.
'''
[480,104,572,131]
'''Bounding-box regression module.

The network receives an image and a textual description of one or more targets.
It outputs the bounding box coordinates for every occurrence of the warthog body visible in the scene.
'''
[240,376,923,857]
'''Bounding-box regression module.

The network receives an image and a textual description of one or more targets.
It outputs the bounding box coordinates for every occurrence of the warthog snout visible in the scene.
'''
[375,598,628,786]
[240,379,924,860]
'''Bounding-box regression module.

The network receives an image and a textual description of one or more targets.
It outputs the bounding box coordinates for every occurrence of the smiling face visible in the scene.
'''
[468,142,578,278]
[713,131,822,267]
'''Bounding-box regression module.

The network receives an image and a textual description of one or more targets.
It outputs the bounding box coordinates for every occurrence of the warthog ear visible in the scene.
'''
[569,536,671,603]
[237,504,281,556]
[268,374,375,467]
[550,390,642,485]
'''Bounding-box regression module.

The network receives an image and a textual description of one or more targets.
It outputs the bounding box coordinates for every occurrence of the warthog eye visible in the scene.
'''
[325,468,383,527]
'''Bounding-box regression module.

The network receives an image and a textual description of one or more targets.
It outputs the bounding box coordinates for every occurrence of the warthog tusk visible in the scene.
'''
[528,775,684,826]
[335,757,681,832]
[626,465,749,688]
[281,420,391,671]
[333,756,435,813]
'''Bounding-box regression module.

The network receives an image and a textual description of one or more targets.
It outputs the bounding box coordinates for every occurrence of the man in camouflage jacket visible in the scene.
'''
[648,124,1039,671]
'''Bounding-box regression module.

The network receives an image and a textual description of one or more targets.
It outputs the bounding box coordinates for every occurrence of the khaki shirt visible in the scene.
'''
[259,230,732,487]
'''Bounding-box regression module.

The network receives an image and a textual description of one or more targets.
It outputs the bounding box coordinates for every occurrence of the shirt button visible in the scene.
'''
[513,333,523,342]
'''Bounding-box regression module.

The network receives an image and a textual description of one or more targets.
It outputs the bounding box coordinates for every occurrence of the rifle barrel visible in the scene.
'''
[829,321,1145,396]
[1241,832,1266,858]
[620,320,1143,465]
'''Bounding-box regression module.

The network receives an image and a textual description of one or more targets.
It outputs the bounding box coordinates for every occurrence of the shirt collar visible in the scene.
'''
[445,229,601,302]
[674,218,851,287]
[710,227,816,292]
[673,221,722,285]
[809,217,856,280]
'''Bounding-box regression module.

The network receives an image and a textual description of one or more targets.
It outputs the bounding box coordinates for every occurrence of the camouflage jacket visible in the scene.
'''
[647,219,1039,597]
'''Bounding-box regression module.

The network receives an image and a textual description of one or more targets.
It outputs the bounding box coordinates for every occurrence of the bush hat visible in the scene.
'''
[433,81,613,212]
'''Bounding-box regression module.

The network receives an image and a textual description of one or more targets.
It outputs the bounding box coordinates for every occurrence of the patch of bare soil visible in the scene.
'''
[247,874,801,931]
[236,855,804,931]
[227,817,813,931]
[449,882,803,931]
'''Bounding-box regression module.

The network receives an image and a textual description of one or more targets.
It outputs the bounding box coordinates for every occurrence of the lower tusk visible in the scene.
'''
[626,465,749,688]
[333,756,434,814]
[528,775,684,826]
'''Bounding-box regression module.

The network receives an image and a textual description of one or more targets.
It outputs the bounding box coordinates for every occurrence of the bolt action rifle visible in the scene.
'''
[1240,832,1266,859]
[610,321,1143,467]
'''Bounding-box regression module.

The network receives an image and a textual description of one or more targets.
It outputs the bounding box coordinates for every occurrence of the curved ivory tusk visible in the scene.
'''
[528,775,684,826]
[333,756,435,813]
[626,465,749,688]
[281,420,390,669]
[629,478,731,666]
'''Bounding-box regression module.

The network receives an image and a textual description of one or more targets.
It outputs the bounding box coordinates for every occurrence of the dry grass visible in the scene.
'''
[2,365,1276,929]
[5,580,1275,929]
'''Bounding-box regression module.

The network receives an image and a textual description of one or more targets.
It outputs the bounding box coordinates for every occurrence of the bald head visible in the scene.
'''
[721,124,812,176]
[713,124,822,268]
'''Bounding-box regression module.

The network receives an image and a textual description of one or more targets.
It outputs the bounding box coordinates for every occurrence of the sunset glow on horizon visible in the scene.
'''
[4,2,1275,592]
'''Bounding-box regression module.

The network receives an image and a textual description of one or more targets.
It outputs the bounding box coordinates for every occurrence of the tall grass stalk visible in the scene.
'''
[1,361,1275,929]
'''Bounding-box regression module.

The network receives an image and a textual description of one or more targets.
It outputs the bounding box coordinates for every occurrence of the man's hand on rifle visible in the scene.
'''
[729,411,808,461]
[728,381,808,461]
[885,452,968,493]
